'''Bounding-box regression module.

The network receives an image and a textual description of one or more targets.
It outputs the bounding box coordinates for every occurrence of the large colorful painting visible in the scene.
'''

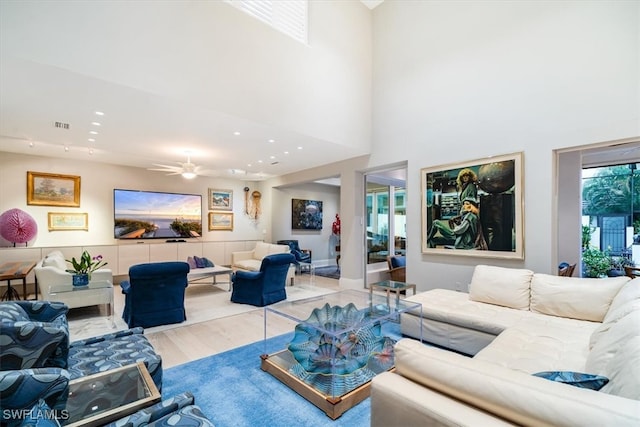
[421,152,524,259]
[292,199,323,230]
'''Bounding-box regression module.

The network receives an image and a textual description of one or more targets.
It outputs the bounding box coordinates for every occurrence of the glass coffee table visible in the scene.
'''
[261,289,422,419]
[369,280,417,308]
[63,362,160,427]
[48,280,114,327]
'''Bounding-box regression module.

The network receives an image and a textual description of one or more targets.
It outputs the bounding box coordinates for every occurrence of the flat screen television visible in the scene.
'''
[114,189,202,239]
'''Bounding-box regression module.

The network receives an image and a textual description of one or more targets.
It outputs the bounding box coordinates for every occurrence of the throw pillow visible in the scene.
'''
[203,257,214,267]
[533,371,609,390]
[194,256,206,268]
[186,257,197,269]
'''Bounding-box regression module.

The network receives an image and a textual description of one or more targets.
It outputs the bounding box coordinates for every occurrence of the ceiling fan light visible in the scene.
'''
[182,171,196,179]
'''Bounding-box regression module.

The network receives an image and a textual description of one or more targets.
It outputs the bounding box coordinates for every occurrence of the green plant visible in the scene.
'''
[581,225,594,249]
[66,250,108,276]
[581,247,612,278]
[609,255,635,271]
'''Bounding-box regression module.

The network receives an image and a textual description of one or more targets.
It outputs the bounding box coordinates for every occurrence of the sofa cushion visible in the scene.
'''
[530,274,629,322]
[599,335,640,400]
[590,299,640,350]
[234,259,262,272]
[585,309,640,375]
[194,256,206,268]
[186,256,197,269]
[468,265,533,310]
[42,252,67,271]
[253,242,271,260]
[606,277,640,317]
[532,371,609,390]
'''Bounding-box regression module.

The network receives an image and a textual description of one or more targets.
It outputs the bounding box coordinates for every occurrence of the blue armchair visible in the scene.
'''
[277,239,311,264]
[231,253,295,307]
[0,301,163,424]
[121,262,190,329]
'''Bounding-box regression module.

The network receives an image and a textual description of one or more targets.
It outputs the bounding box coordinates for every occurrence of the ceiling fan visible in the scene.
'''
[148,154,216,179]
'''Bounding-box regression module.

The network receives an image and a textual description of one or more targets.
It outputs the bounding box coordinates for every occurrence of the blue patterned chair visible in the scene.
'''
[121,262,190,328]
[0,301,163,422]
[230,253,295,307]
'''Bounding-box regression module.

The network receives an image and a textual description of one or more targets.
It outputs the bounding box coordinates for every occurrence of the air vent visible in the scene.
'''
[271,161,279,165]
[54,121,70,130]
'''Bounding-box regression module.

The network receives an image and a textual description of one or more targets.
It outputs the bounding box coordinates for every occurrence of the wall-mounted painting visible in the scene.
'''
[208,189,233,211]
[292,199,323,230]
[208,212,233,231]
[48,212,88,231]
[27,171,81,207]
[421,152,524,259]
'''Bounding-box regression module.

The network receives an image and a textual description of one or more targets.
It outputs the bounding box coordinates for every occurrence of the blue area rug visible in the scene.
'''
[163,323,401,427]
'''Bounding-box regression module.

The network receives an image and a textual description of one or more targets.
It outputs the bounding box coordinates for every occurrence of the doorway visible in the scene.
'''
[364,166,407,285]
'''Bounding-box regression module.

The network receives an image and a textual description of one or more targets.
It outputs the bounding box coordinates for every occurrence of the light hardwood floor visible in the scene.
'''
[142,274,341,368]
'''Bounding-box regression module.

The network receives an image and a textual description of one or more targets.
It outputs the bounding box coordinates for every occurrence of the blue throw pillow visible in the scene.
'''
[203,257,214,267]
[533,371,609,390]
[194,256,206,268]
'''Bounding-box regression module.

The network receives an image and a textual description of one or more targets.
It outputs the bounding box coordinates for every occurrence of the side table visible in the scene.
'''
[48,280,114,327]
[369,280,417,308]
[0,261,37,301]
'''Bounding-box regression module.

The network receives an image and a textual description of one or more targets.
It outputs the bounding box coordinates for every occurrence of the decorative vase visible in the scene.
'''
[72,273,89,287]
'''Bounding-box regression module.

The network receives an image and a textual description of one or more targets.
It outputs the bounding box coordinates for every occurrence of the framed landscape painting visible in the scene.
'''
[208,189,232,211]
[27,171,80,207]
[208,212,233,230]
[48,212,88,231]
[421,152,524,259]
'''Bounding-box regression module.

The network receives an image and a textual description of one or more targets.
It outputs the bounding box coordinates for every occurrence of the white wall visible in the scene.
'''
[0,0,372,152]
[271,182,340,265]
[369,0,639,290]
[0,152,268,247]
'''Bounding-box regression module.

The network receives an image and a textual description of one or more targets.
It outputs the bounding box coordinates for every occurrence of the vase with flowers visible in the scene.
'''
[66,250,108,286]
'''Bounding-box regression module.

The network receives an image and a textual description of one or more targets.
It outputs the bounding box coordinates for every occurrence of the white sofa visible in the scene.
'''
[371,265,640,426]
[34,250,114,310]
[231,242,296,285]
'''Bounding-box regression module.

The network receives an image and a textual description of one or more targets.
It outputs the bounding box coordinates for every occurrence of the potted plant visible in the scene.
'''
[581,247,612,278]
[608,254,635,277]
[66,250,108,286]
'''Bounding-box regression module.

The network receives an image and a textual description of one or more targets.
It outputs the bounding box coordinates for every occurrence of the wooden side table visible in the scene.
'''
[0,261,37,301]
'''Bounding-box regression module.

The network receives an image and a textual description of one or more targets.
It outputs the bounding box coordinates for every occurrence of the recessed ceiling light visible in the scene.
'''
[247,163,252,167]
[28,141,34,148]
[91,122,101,126]
[95,111,104,116]
[269,156,275,159]
[284,151,289,155]
[88,148,94,155]
[89,131,98,135]
[268,139,275,143]
[258,160,263,163]
[88,138,95,142]
[64,145,69,152]
[297,146,303,150]
[234,131,240,136]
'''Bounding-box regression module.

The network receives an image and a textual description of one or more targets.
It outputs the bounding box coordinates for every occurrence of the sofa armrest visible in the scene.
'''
[0,368,70,415]
[12,301,69,323]
[90,268,113,282]
[394,338,640,426]
[232,270,262,283]
[231,250,254,265]
[0,320,69,370]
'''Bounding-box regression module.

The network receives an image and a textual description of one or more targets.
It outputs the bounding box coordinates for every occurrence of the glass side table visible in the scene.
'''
[63,362,160,427]
[369,280,417,308]
[48,280,114,327]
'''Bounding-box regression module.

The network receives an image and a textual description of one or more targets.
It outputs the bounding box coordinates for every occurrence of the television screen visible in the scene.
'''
[114,189,202,239]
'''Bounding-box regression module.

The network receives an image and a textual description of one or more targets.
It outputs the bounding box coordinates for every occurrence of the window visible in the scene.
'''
[226,0,308,44]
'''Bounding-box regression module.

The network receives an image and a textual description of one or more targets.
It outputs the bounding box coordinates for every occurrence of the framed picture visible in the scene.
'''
[208,212,233,230]
[27,171,81,207]
[292,199,323,230]
[208,189,233,211]
[421,152,524,259]
[48,212,88,231]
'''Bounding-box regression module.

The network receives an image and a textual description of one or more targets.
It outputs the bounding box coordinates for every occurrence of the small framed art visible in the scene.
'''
[208,189,233,211]
[208,212,233,231]
[48,212,89,231]
[27,171,81,207]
